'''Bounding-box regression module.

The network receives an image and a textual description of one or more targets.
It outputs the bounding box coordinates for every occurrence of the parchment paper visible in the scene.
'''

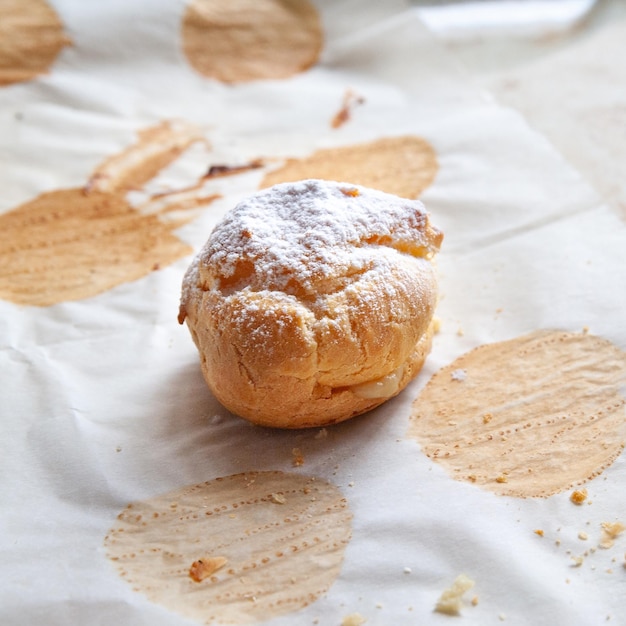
[2,2,625,625]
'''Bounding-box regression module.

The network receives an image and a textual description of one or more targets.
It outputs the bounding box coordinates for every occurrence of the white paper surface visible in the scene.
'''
[484,18,626,221]
[2,2,626,625]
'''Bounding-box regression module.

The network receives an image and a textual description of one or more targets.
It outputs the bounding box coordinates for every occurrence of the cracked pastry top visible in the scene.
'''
[179,179,443,428]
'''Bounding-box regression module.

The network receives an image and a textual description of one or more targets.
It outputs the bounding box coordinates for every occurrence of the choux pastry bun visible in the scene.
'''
[178,179,443,428]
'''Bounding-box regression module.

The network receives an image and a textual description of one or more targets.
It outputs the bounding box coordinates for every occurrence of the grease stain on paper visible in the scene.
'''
[260,136,439,199]
[0,120,219,307]
[0,0,71,86]
[104,471,352,625]
[181,0,323,83]
[408,330,626,498]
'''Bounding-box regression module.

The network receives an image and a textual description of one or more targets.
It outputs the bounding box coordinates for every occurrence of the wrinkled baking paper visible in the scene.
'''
[1,1,625,625]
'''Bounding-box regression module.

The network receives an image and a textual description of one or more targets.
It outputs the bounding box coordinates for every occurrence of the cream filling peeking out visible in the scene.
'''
[350,364,405,399]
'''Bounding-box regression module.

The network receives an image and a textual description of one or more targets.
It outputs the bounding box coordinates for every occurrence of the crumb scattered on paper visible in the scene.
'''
[434,573,475,615]
[570,489,588,505]
[331,89,365,129]
[189,556,227,582]
[451,368,467,382]
[292,448,304,467]
[341,613,366,626]
[599,521,625,549]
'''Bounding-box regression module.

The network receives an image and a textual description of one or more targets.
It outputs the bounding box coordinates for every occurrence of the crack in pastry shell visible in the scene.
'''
[180,179,442,428]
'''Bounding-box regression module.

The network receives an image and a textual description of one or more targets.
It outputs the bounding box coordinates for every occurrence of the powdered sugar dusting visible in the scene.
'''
[451,368,467,382]
[189,179,441,301]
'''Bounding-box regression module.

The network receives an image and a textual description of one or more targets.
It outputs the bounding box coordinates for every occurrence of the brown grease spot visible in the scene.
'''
[0,0,71,86]
[408,330,626,498]
[181,0,323,83]
[104,471,352,624]
[0,121,218,307]
[261,136,438,199]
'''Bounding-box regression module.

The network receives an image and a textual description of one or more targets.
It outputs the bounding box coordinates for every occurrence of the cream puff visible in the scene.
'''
[179,179,442,428]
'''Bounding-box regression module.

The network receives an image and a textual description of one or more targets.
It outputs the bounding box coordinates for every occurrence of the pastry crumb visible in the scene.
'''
[451,368,467,382]
[578,531,588,541]
[189,556,227,582]
[570,488,588,505]
[434,573,475,615]
[331,89,365,130]
[292,448,304,467]
[339,186,360,197]
[571,556,584,567]
[599,521,625,549]
[270,493,286,504]
[534,529,544,537]
[341,613,366,626]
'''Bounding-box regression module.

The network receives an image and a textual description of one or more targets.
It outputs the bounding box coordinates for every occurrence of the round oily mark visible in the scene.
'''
[0,0,70,86]
[181,0,323,83]
[260,136,439,199]
[408,330,626,498]
[105,471,352,625]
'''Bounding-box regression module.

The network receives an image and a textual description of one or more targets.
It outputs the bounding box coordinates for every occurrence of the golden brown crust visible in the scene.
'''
[180,180,441,428]
[184,281,437,429]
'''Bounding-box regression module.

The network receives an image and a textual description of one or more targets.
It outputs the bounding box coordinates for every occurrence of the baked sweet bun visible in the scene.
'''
[178,179,443,428]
